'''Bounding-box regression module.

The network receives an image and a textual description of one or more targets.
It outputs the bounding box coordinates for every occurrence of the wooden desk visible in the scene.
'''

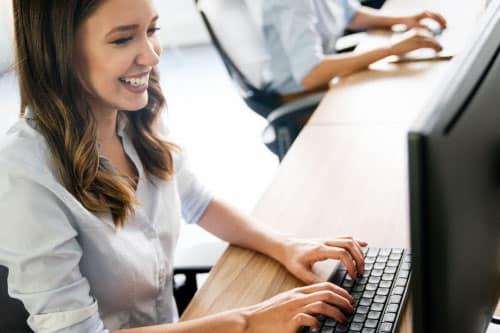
[309,0,486,126]
[181,0,500,329]
[181,124,412,321]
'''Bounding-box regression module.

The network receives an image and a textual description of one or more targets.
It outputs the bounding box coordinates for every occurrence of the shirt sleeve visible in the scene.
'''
[271,0,324,86]
[342,0,361,25]
[174,150,213,225]
[0,175,108,333]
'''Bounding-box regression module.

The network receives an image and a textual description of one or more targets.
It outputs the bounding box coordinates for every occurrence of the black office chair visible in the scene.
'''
[194,0,325,161]
[0,266,33,333]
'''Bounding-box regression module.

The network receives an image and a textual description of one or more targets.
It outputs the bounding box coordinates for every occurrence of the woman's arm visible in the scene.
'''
[114,310,246,333]
[196,199,289,266]
[197,199,367,283]
[348,6,447,31]
[301,29,443,91]
[114,282,356,333]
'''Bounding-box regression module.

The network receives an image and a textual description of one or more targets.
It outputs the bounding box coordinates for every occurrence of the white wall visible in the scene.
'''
[0,0,14,74]
[154,0,210,48]
[0,0,210,73]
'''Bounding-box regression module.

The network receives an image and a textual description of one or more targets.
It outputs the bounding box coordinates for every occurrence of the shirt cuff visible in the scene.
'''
[344,0,361,24]
[27,300,107,333]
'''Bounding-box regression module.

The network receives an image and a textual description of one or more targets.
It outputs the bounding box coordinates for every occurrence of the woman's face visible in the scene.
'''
[75,0,161,114]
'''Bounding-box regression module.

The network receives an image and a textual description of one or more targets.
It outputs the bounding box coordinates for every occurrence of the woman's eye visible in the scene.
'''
[112,37,133,45]
[147,27,161,35]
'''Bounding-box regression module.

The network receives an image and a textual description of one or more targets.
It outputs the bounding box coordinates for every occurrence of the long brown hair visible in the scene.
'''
[12,0,178,227]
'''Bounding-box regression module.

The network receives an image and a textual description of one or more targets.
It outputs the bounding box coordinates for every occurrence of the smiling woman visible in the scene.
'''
[0,1,368,332]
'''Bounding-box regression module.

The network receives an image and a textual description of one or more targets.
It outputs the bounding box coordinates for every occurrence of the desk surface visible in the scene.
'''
[309,0,485,126]
[181,0,500,329]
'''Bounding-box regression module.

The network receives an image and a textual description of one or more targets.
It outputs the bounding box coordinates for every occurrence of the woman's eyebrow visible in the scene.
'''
[106,15,159,37]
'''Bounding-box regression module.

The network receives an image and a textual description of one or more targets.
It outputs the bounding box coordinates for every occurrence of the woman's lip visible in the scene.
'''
[121,71,150,79]
[120,80,148,93]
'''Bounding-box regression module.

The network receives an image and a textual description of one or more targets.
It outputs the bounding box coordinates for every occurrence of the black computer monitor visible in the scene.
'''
[408,1,500,332]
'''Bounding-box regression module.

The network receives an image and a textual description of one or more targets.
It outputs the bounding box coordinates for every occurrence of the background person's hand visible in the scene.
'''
[277,236,368,284]
[241,282,354,333]
[389,28,443,56]
[398,10,447,32]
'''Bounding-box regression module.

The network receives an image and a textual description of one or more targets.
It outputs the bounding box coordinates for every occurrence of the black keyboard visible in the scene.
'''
[302,247,411,333]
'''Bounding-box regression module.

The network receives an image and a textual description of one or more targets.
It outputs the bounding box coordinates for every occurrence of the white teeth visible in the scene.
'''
[120,74,149,87]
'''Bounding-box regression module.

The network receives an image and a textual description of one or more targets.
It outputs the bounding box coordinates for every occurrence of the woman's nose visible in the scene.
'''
[136,38,161,67]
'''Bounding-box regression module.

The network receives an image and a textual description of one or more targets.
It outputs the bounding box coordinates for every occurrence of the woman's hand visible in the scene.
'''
[276,236,368,284]
[389,28,443,57]
[241,282,354,333]
[398,10,447,31]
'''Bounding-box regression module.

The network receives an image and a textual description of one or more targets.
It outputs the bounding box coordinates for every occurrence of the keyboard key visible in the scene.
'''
[357,277,369,285]
[398,270,410,278]
[380,248,391,256]
[321,326,335,333]
[374,262,385,270]
[365,319,378,328]
[367,248,380,256]
[387,260,399,267]
[365,256,376,264]
[403,255,412,263]
[389,295,402,304]
[367,310,381,320]
[395,278,407,287]
[353,314,366,323]
[364,263,374,270]
[380,322,393,332]
[375,256,388,263]
[361,270,371,278]
[362,329,375,333]
[365,283,377,291]
[336,323,349,332]
[359,297,372,306]
[386,304,399,313]
[392,248,403,255]
[389,253,402,260]
[382,273,394,281]
[353,284,365,292]
[356,305,369,314]
[371,269,384,277]
[368,276,381,284]
[380,280,392,288]
[352,292,363,302]
[401,263,411,270]
[376,287,390,296]
[363,290,375,298]
[374,295,387,303]
[383,313,396,323]
[371,302,384,311]
[350,322,363,331]
[384,266,397,274]
[342,279,353,288]
[393,286,405,295]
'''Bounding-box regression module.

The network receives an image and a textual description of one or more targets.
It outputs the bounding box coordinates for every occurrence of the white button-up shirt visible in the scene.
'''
[0,112,212,332]
[263,0,360,94]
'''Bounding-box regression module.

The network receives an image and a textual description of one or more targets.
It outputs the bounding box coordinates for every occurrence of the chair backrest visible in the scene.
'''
[195,0,281,118]
[197,0,269,89]
[0,265,32,332]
